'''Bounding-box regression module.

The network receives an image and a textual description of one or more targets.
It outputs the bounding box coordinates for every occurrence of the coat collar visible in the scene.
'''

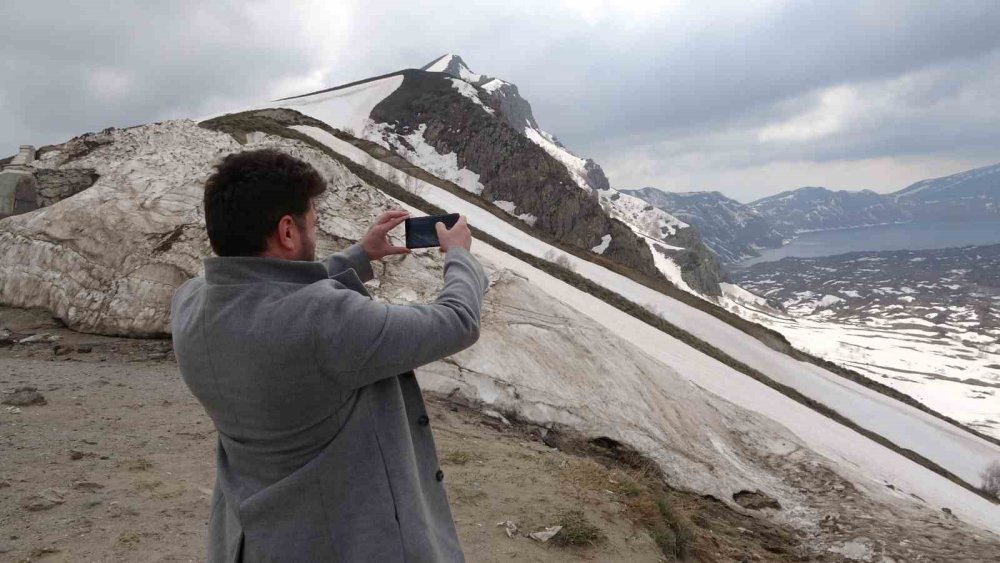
[204,256,331,285]
[203,256,372,297]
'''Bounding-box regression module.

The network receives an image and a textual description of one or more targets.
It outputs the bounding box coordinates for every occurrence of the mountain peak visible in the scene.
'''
[422,54,479,81]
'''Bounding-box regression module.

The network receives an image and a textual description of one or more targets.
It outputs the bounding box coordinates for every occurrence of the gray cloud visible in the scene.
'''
[2,1,998,199]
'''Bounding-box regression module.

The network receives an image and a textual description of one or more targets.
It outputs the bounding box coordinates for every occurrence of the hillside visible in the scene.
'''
[1,57,1000,557]
[621,188,784,263]
[272,56,723,295]
[749,187,910,235]
[729,244,1000,437]
[894,161,1000,221]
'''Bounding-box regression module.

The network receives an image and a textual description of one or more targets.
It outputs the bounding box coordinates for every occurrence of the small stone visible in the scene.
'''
[496,520,518,538]
[528,525,562,543]
[1,387,46,407]
[76,345,93,353]
[73,481,104,491]
[53,345,72,356]
[17,333,60,344]
[21,489,65,511]
[69,449,94,461]
[942,507,953,515]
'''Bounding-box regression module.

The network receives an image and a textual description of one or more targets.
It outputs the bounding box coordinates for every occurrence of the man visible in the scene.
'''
[170,148,487,562]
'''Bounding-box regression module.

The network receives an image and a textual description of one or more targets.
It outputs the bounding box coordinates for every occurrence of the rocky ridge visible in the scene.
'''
[624,188,785,263]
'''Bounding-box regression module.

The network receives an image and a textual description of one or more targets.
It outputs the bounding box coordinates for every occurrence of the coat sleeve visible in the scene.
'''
[321,243,374,282]
[313,247,489,390]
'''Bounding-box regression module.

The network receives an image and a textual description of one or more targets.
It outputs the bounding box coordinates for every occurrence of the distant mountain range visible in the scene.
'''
[626,162,1000,263]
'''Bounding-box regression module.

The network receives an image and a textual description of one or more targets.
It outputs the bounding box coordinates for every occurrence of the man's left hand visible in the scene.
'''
[361,209,411,261]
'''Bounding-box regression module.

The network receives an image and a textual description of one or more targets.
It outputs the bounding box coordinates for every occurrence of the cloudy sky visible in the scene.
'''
[3,0,999,201]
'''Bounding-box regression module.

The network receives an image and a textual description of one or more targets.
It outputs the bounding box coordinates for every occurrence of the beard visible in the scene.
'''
[294,223,316,262]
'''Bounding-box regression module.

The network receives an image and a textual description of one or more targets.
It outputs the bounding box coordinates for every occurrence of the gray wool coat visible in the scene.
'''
[170,243,488,562]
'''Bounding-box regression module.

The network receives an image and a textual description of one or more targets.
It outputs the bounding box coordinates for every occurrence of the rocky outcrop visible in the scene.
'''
[370,70,659,278]
[34,169,99,206]
[625,188,785,263]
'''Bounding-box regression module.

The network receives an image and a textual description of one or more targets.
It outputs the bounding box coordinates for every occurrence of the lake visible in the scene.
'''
[737,221,1000,266]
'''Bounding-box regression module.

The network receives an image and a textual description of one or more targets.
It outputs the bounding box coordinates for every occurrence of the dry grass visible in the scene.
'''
[551,510,606,547]
[441,449,478,466]
[559,458,694,559]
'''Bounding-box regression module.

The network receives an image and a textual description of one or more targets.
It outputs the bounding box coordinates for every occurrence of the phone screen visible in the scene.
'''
[405,213,460,249]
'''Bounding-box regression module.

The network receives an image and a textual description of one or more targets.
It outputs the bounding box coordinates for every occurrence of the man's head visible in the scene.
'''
[203,149,326,261]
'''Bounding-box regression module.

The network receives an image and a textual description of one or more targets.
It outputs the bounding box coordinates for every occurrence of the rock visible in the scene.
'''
[1,387,46,407]
[17,333,60,344]
[76,345,93,353]
[33,168,99,207]
[21,489,65,511]
[53,344,73,356]
[0,120,376,336]
[496,520,518,538]
[732,489,782,510]
[482,409,511,426]
[528,525,562,543]
[5,406,21,414]
[72,481,104,491]
[942,507,953,515]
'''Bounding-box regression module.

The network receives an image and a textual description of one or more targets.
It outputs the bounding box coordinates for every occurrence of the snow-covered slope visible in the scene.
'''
[290,124,1000,536]
[4,118,998,554]
[252,56,725,295]
[623,188,785,263]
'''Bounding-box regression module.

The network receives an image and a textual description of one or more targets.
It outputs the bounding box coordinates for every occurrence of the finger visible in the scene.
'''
[375,215,408,234]
[386,246,410,255]
[376,209,409,224]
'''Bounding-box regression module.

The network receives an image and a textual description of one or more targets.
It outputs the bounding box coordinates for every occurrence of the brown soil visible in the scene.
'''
[0,308,813,562]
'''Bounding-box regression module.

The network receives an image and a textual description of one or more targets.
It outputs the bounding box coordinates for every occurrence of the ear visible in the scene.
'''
[275,214,298,251]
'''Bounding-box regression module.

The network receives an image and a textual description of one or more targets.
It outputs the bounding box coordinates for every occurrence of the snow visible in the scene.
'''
[257,75,404,137]
[292,124,1000,482]
[374,124,484,195]
[448,78,494,116]
[817,295,843,308]
[491,199,537,225]
[292,124,1000,533]
[522,126,592,189]
[591,234,612,254]
[425,54,484,83]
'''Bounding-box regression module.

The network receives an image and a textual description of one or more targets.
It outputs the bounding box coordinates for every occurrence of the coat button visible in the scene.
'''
[435,469,444,482]
[417,415,429,426]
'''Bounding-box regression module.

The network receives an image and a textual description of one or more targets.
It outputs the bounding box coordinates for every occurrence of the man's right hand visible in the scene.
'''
[436,215,472,253]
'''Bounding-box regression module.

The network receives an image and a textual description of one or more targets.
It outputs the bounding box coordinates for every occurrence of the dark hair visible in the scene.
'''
[203,149,326,256]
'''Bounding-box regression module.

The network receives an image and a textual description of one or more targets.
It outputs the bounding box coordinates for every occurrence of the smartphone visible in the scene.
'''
[405,213,460,249]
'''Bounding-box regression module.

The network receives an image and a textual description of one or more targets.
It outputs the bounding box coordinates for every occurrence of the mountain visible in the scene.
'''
[621,188,785,263]
[893,161,1000,221]
[281,55,724,295]
[3,55,1000,551]
[748,163,1000,234]
[750,186,911,234]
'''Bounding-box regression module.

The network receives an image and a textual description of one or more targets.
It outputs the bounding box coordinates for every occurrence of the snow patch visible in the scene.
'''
[449,78,494,116]
[592,234,612,254]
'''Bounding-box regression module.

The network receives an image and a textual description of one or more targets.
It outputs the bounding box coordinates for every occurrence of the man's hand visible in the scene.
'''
[361,209,411,261]
[436,215,472,254]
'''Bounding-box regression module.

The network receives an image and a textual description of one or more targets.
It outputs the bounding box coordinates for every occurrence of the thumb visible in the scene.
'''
[435,222,446,236]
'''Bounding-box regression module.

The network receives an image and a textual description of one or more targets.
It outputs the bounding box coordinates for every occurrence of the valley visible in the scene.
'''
[728,244,1000,438]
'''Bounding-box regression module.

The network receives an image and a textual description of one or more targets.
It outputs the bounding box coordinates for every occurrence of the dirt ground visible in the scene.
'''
[0,307,824,562]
